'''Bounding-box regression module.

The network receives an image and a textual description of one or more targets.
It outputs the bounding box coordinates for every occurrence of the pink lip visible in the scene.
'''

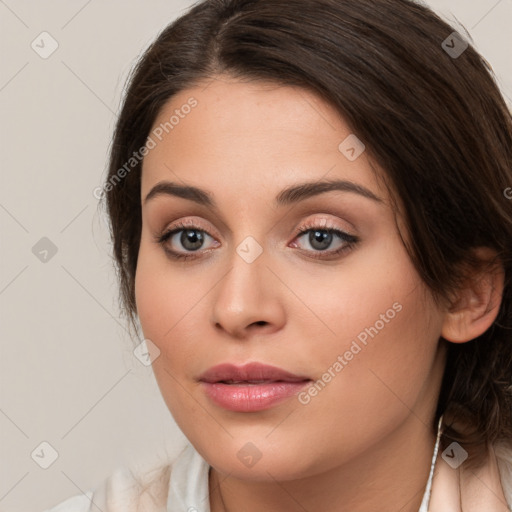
[199,363,311,412]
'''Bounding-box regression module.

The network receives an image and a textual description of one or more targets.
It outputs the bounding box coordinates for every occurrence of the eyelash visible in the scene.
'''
[155,219,359,261]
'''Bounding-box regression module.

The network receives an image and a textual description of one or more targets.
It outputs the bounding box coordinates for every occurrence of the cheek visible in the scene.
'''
[291,235,442,406]
[134,258,168,342]
[282,246,442,462]
[134,249,202,415]
[287,234,436,354]
[134,242,215,380]
[135,239,201,341]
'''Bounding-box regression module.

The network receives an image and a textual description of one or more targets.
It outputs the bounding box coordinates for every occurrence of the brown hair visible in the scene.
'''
[104,0,512,468]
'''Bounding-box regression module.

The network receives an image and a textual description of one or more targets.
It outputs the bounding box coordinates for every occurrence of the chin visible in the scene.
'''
[197,435,325,482]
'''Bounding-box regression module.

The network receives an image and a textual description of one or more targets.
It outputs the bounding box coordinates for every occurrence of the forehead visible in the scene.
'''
[140,76,388,203]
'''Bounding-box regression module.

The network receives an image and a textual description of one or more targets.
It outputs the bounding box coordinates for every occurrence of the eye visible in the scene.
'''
[156,221,219,260]
[291,221,359,259]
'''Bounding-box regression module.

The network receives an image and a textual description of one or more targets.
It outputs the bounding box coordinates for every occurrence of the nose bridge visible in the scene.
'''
[216,235,267,314]
[211,233,284,336]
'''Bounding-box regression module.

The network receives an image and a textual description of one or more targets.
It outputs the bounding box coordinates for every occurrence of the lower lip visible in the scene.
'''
[201,381,311,412]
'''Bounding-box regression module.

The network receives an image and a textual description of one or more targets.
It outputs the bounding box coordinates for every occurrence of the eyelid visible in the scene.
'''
[293,216,352,235]
[164,217,220,238]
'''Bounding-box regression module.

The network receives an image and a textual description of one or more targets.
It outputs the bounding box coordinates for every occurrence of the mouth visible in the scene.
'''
[217,380,299,385]
[199,362,311,384]
[199,362,312,412]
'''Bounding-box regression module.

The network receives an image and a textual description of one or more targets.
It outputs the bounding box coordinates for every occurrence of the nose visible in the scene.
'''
[210,245,286,339]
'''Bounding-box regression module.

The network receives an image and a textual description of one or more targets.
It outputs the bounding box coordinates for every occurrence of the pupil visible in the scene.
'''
[310,230,332,250]
[181,229,203,250]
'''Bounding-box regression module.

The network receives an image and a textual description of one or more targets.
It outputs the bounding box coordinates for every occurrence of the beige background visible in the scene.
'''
[0,1,510,511]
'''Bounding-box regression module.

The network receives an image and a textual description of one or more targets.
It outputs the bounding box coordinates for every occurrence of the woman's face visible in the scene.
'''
[135,76,447,481]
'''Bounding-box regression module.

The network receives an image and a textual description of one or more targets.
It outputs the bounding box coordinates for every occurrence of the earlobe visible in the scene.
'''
[441,248,505,344]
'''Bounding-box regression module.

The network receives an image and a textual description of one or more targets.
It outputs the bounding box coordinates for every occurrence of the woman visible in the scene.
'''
[45,0,512,510]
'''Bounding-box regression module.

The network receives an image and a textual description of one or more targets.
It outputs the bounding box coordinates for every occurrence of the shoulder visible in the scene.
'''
[43,463,172,512]
[43,443,208,512]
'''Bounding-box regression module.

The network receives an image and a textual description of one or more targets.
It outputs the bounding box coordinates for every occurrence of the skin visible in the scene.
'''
[134,75,503,512]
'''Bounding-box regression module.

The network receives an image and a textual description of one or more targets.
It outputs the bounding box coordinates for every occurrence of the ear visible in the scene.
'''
[441,247,505,343]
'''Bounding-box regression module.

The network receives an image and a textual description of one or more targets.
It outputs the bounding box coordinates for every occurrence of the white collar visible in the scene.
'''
[418,415,444,512]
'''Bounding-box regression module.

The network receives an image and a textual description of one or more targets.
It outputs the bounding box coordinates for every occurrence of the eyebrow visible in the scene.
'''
[143,179,383,208]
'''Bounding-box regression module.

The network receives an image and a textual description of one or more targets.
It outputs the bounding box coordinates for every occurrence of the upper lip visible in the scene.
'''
[199,362,311,384]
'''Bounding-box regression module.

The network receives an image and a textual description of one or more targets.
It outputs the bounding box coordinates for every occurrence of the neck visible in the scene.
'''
[209,413,438,512]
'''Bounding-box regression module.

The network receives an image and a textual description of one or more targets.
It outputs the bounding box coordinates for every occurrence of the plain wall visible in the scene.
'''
[0,1,510,510]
